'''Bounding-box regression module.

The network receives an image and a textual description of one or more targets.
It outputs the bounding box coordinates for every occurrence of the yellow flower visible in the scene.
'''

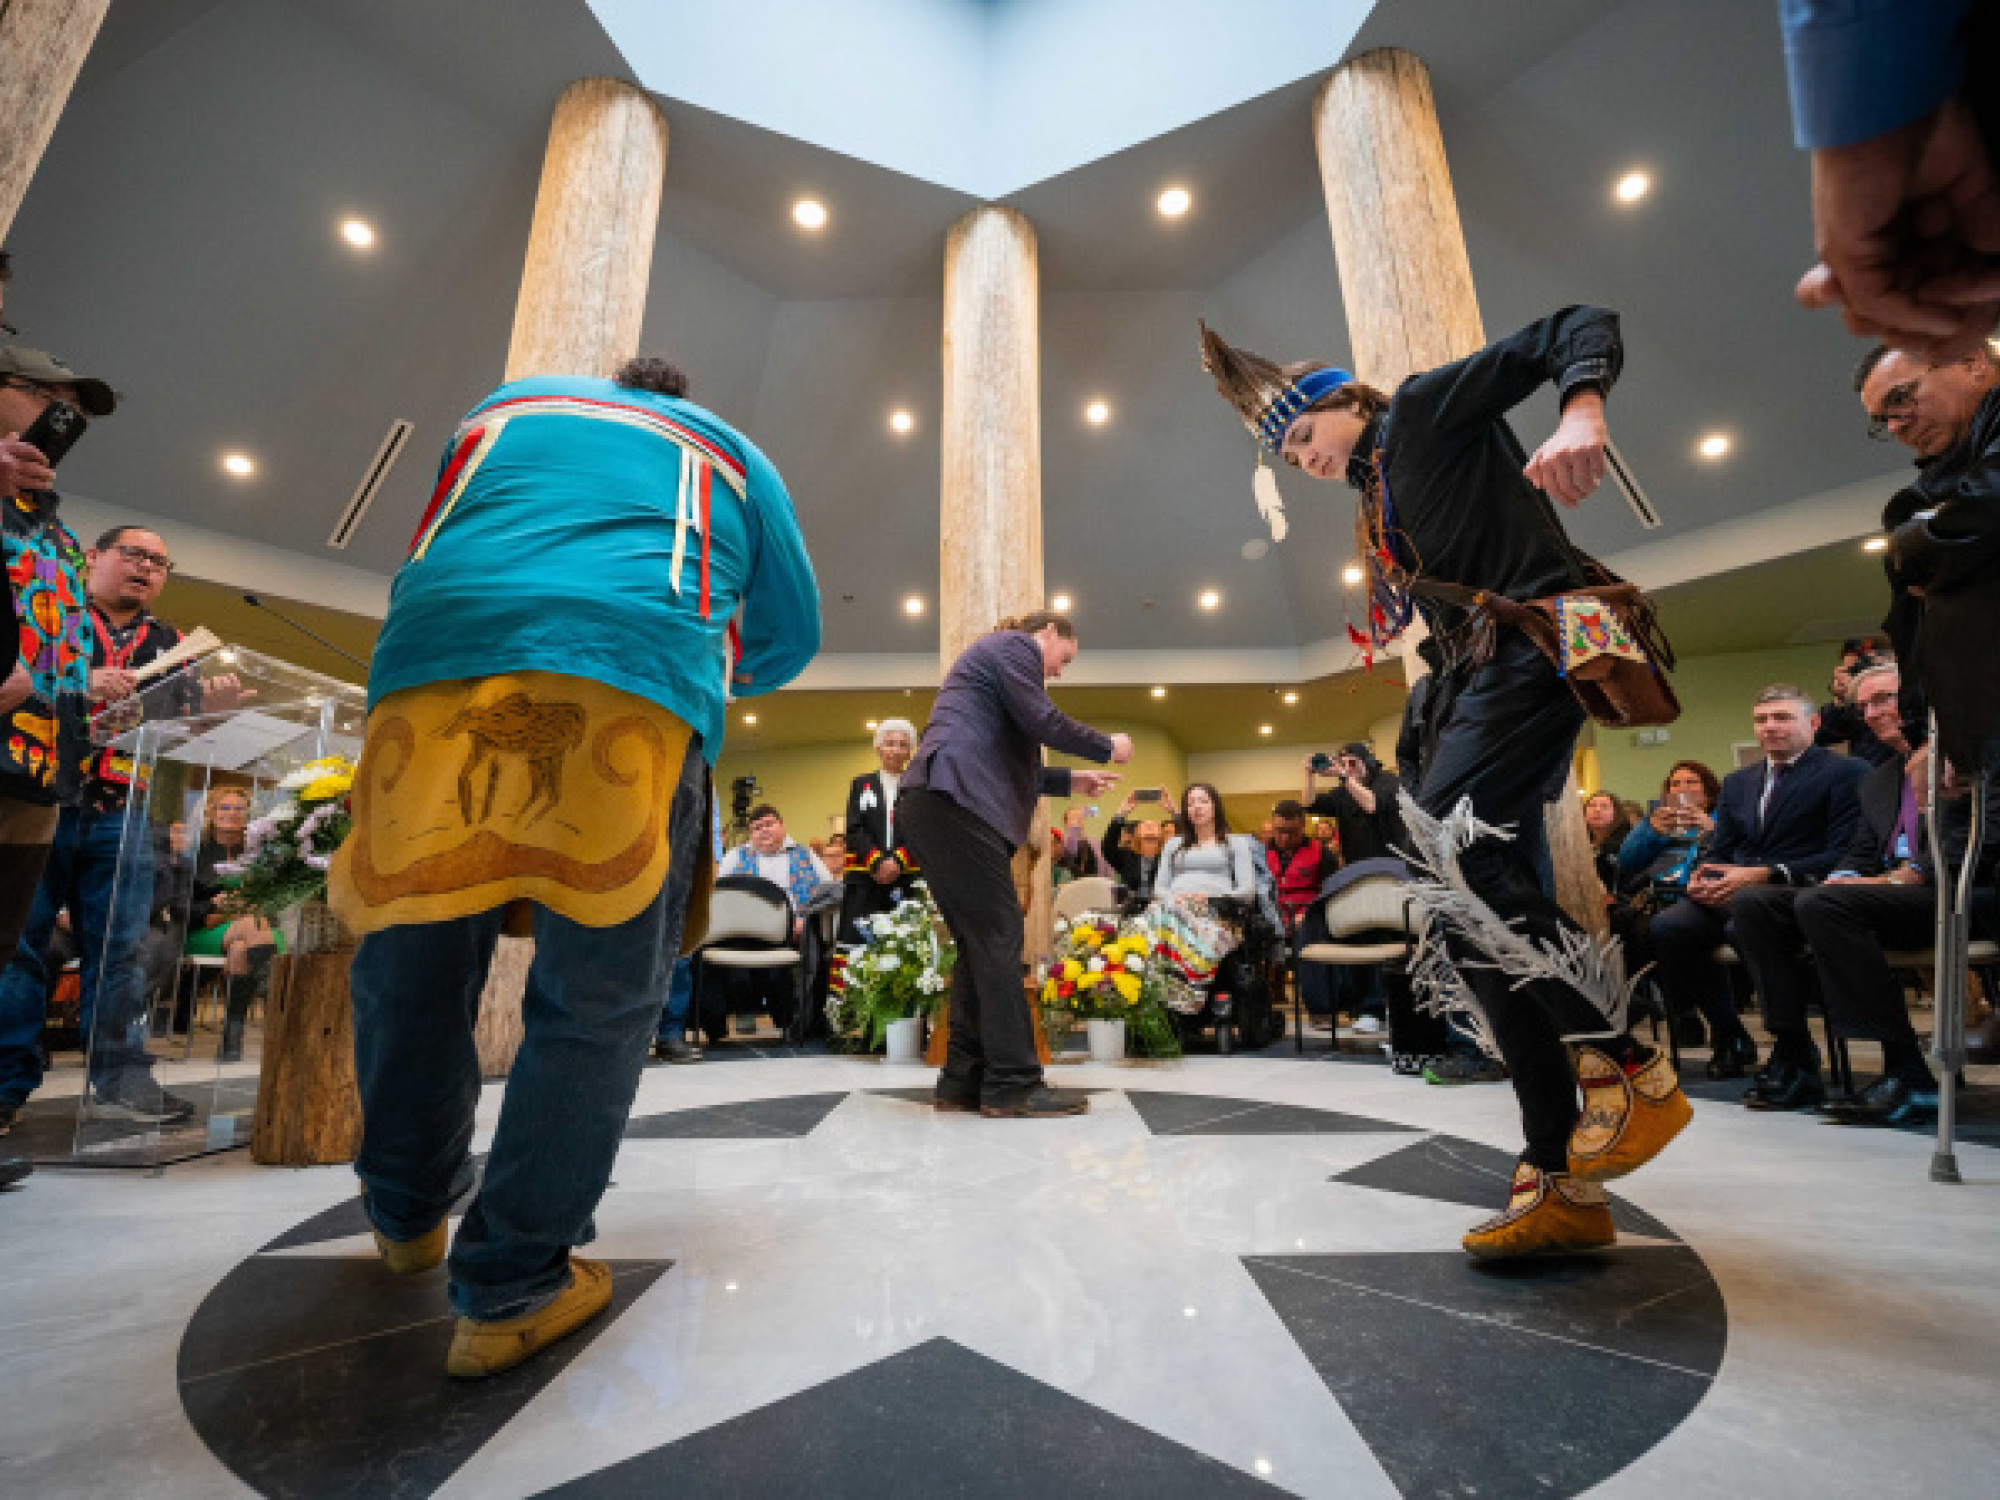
[1061,959,1082,981]
[1076,927,1104,949]
[301,774,352,802]
[1112,973,1141,1003]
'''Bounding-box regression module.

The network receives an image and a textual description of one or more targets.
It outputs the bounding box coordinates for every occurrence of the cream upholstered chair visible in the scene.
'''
[1053,876,1121,923]
[1291,874,1417,1055]
[693,877,804,1044]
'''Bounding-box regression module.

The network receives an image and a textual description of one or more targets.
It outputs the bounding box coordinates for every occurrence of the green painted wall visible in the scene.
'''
[1590,642,1838,800]
[717,721,1188,849]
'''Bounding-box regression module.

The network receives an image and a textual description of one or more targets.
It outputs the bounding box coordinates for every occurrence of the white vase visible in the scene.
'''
[884,1016,924,1064]
[1086,1017,1127,1063]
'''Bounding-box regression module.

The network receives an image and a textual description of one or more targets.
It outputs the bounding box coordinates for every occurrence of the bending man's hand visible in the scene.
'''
[1072,769,1120,797]
[1524,394,1608,507]
[1106,733,1133,765]
[1797,97,2000,360]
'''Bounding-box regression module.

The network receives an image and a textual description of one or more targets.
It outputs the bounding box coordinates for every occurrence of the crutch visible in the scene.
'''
[1923,713,1988,1184]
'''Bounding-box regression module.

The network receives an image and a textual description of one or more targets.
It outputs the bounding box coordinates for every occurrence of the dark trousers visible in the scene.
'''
[1726,886,1821,1052]
[1418,640,1610,1171]
[896,789,1042,1100]
[1649,897,1745,1040]
[1800,882,1951,1080]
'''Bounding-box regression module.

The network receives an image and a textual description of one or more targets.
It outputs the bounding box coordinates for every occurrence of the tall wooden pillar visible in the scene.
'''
[504,76,669,382]
[474,78,670,1075]
[0,0,113,242]
[1314,50,1606,935]
[939,205,1056,966]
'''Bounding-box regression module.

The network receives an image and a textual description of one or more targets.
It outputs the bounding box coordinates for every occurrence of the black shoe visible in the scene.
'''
[0,1158,30,1190]
[0,1101,18,1137]
[1671,1011,1709,1050]
[651,1037,704,1064]
[1705,1030,1758,1079]
[933,1089,980,1114]
[1423,1055,1509,1085]
[980,1085,1090,1119]
[1822,1074,1938,1127]
[1744,1066,1825,1112]
[91,1074,197,1126]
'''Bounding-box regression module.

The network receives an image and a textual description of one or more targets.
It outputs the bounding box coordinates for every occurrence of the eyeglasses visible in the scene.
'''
[1,376,55,402]
[1857,691,1900,712]
[1865,374,1926,440]
[112,542,173,574]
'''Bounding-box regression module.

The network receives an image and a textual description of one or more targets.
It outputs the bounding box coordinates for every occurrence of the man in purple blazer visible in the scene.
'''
[899,611,1130,1117]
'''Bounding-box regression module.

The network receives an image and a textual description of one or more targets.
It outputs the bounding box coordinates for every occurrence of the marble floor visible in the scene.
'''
[3,1052,1998,1499]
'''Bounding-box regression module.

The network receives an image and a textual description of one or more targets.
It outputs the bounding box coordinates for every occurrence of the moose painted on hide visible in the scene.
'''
[437,692,586,828]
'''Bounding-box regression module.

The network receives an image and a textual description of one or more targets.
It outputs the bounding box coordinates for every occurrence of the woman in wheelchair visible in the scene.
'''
[1153,784,1284,1051]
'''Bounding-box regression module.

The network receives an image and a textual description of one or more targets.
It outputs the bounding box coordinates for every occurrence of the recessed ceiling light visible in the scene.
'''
[1182,1306,1198,1318]
[1085,400,1111,425]
[1341,563,1364,587]
[1151,686,1168,699]
[903,595,926,617]
[1258,724,1273,736]
[1197,589,1221,610]
[866,719,879,730]
[1614,170,1650,204]
[1050,592,1073,613]
[222,452,256,477]
[1157,186,1191,218]
[340,218,375,248]
[1863,535,1890,553]
[792,198,828,230]
[888,409,915,434]
[741,712,758,726]
[1697,433,1731,459]
[1254,1460,1274,1479]
[1282,691,1299,705]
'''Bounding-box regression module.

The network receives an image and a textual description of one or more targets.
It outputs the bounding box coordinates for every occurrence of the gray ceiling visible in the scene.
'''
[7,0,1907,662]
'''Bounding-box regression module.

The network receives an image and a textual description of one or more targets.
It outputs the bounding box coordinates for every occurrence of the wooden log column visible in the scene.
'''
[505,76,670,382]
[1314,49,1607,936]
[0,0,113,242]
[476,77,670,1076]
[932,206,1057,1058]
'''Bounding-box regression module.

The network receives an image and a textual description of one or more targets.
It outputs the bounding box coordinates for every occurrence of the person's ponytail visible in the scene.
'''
[993,610,1076,638]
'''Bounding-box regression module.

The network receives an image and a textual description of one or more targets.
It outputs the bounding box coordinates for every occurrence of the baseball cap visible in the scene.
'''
[0,345,117,416]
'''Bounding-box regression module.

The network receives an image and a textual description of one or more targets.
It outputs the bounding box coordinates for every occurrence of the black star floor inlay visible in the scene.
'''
[1123,1090,1419,1137]
[532,1337,1283,1499]
[622,1091,850,1139]
[175,1087,1727,1500]
[1245,1247,1725,1499]
[1332,1135,1681,1241]
[178,1256,668,1500]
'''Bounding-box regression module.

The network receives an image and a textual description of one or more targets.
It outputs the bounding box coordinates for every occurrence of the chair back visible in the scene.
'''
[1319,875,1417,939]
[701,877,795,950]
[1054,876,1121,922]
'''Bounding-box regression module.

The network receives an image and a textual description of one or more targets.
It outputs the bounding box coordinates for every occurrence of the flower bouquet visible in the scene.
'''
[826,882,954,1051]
[1039,916,1182,1059]
[214,757,355,919]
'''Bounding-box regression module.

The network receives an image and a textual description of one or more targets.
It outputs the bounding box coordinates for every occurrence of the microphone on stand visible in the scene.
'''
[241,593,370,671]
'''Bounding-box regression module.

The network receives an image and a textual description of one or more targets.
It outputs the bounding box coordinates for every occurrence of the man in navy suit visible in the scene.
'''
[1649,684,1867,1077]
[898,611,1129,1118]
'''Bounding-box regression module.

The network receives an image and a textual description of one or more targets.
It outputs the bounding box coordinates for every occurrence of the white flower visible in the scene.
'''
[874,955,900,972]
[1088,955,1105,973]
[1124,955,1145,974]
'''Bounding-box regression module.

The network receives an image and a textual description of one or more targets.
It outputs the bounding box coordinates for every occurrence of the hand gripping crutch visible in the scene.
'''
[1924,713,1988,1185]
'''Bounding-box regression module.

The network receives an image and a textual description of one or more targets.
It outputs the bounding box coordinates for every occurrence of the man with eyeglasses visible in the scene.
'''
[1855,345,1997,458]
[1728,659,1993,1124]
[0,519,211,1135]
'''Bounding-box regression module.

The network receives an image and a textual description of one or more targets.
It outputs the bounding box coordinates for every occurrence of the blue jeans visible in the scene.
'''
[655,956,695,1043]
[352,735,705,1322]
[0,806,155,1105]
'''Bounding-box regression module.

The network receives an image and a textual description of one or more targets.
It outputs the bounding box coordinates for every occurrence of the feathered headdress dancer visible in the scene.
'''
[1198,319,1350,544]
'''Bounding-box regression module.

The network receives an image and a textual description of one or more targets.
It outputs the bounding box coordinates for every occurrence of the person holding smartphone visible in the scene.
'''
[1103,786,1176,898]
[0,348,117,1122]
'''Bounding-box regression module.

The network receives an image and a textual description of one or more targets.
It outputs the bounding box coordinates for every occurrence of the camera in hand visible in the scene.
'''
[728,774,759,825]
[1132,787,1164,802]
[1308,752,1336,774]
[20,398,87,471]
